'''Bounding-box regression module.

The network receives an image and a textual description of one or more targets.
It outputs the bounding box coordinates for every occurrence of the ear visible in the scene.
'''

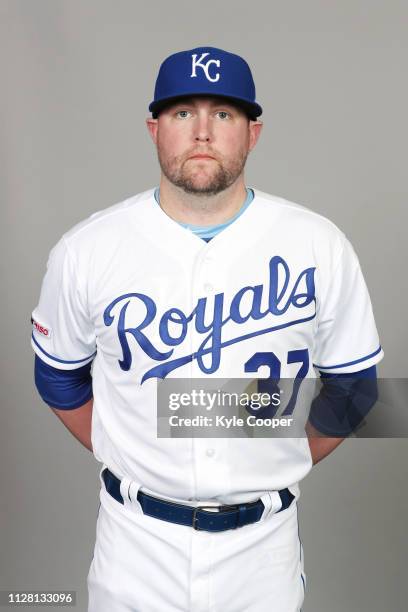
[248,120,263,152]
[146,117,158,144]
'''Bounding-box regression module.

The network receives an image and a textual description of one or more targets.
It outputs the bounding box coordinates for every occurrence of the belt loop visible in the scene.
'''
[270,490,283,514]
[99,464,107,488]
[120,476,144,514]
[259,492,273,521]
[260,491,282,520]
[128,480,144,514]
[119,476,133,509]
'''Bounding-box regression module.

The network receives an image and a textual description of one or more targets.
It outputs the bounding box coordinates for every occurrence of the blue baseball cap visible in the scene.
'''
[149,46,262,120]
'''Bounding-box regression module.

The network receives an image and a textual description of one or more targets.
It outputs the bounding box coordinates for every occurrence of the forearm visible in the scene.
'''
[305,420,346,465]
[34,355,94,451]
[305,366,378,464]
[51,398,94,452]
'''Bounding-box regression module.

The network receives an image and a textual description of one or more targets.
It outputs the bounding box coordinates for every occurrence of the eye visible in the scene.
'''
[216,111,231,120]
[176,110,192,119]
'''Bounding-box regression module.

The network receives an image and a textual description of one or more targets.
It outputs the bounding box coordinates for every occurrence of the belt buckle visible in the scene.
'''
[192,504,238,531]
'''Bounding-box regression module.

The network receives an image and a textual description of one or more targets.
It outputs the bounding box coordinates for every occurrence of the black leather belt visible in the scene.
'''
[102,468,295,532]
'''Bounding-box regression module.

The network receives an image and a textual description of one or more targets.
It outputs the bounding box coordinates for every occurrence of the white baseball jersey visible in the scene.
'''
[31,187,383,504]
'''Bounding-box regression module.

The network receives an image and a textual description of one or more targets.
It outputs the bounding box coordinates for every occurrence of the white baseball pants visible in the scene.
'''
[87,470,306,612]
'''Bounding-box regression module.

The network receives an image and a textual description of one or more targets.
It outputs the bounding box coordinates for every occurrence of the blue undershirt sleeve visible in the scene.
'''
[308,365,378,436]
[34,354,94,410]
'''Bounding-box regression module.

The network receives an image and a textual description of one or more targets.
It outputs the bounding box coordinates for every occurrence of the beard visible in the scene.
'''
[157,143,249,196]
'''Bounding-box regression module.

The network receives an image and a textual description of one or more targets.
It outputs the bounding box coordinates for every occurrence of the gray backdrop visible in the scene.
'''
[1,1,407,610]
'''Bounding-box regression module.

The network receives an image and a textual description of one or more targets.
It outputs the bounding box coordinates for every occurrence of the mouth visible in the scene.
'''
[188,154,216,160]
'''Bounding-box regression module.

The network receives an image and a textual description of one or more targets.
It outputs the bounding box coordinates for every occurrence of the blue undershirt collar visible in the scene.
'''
[154,187,254,242]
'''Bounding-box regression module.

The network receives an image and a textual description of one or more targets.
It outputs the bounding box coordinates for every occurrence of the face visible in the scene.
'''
[146,96,262,195]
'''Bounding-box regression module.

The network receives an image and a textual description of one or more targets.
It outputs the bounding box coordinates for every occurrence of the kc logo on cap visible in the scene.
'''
[149,46,262,120]
[190,52,221,83]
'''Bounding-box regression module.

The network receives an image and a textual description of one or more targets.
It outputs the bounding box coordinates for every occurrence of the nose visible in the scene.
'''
[194,111,212,142]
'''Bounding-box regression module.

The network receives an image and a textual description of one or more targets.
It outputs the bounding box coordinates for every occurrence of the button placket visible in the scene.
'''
[189,247,219,498]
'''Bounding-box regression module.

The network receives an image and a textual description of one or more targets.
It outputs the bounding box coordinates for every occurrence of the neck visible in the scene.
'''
[158,176,248,226]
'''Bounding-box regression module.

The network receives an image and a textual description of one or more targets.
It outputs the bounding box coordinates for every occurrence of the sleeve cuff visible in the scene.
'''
[31,334,96,371]
[313,346,384,374]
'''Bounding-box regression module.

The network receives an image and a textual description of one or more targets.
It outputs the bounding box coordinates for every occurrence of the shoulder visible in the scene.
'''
[61,188,156,250]
[251,187,349,258]
[252,188,344,234]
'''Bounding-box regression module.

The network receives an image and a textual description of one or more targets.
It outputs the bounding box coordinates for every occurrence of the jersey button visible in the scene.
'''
[206,448,215,457]
[203,283,213,292]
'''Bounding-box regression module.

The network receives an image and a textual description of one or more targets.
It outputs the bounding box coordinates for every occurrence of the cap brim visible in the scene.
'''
[149,93,262,119]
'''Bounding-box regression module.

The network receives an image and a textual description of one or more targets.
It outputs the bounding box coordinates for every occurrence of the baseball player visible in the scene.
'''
[31,47,383,611]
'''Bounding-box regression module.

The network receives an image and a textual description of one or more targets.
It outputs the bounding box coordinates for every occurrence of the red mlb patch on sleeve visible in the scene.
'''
[31,317,52,339]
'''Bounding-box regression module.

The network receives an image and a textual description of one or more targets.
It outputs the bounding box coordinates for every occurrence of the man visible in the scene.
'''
[31,47,383,611]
